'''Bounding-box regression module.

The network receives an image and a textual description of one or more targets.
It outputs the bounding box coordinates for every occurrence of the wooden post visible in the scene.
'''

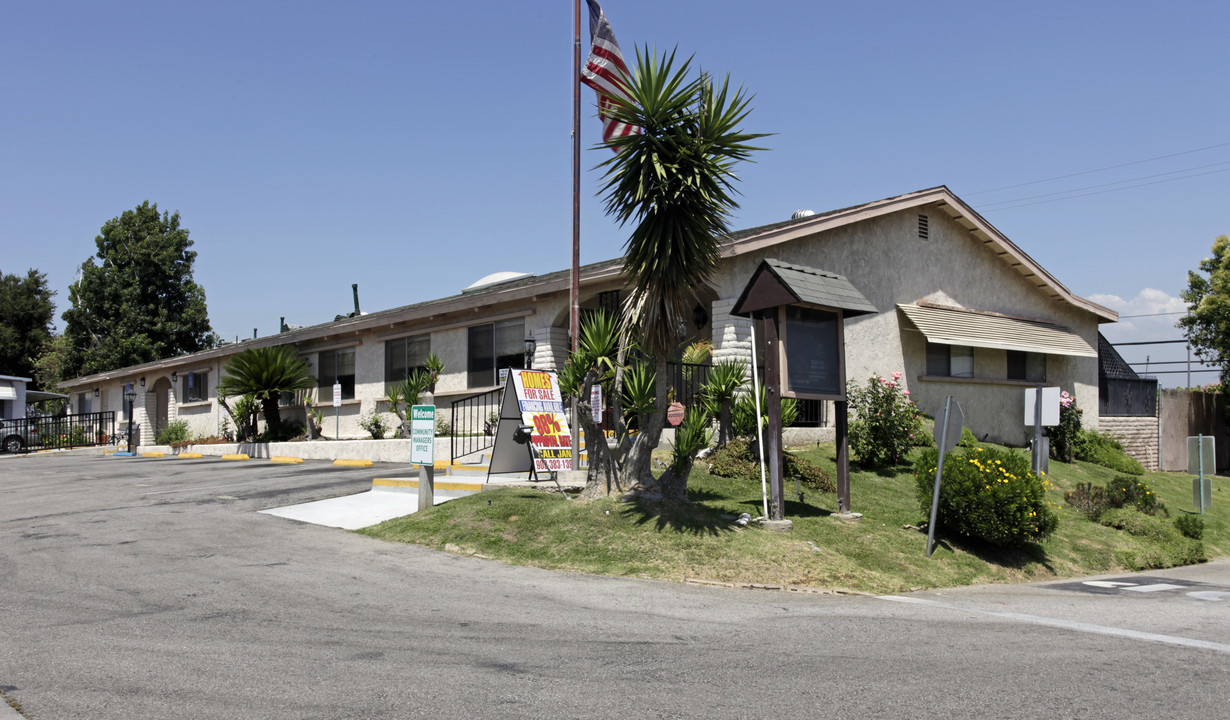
[762,311,785,521]
[835,398,850,514]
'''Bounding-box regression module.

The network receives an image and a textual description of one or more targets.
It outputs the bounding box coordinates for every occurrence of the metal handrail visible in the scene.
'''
[450,387,504,463]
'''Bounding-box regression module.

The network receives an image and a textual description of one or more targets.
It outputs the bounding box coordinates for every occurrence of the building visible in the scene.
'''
[59,186,1116,451]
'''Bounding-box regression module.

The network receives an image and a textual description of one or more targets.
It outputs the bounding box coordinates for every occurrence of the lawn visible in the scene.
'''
[359,441,1229,595]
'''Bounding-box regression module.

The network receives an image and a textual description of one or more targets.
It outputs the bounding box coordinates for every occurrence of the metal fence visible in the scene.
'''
[0,411,117,453]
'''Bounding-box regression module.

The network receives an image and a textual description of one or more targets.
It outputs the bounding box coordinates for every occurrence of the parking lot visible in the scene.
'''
[5,451,1230,720]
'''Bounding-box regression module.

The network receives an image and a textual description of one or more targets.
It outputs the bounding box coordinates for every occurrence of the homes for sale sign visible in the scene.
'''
[512,369,574,473]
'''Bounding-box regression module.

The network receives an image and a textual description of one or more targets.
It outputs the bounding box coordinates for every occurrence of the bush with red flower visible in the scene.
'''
[847,372,927,468]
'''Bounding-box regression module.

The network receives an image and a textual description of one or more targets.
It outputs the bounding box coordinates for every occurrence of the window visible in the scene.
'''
[181,371,209,402]
[1007,350,1046,382]
[319,348,356,400]
[783,306,841,398]
[926,343,974,378]
[385,334,431,390]
[467,318,525,388]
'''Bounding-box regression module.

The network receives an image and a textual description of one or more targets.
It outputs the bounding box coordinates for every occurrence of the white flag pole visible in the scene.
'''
[750,319,769,518]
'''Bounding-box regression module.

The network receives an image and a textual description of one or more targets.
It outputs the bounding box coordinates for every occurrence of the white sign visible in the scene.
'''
[512,369,573,473]
[1188,435,1216,476]
[1023,386,1060,426]
[590,384,603,423]
[410,405,436,465]
[332,382,342,408]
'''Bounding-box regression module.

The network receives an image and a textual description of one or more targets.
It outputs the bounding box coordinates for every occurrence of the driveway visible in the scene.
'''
[2,453,1229,719]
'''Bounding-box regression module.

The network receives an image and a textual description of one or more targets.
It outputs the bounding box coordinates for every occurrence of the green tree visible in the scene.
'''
[1179,235,1230,384]
[0,268,56,384]
[215,345,316,437]
[63,202,215,377]
[594,48,767,500]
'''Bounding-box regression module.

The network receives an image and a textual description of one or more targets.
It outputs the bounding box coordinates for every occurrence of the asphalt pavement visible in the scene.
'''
[3,451,1230,719]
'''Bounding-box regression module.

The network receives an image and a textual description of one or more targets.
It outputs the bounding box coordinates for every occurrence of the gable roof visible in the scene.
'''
[719,186,1118,324]
[60,186,1117,388]
[731,259,877,317]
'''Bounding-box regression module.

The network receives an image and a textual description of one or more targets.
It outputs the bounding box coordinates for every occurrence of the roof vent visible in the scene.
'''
[918,214,929,240]
[791,209,815,220]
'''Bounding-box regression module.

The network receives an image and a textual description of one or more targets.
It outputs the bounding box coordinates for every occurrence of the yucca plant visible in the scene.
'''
[702,359,747,446]
[595,47,767,499]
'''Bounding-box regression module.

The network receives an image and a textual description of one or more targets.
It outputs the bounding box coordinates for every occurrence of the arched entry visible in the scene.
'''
[152,377,173,441]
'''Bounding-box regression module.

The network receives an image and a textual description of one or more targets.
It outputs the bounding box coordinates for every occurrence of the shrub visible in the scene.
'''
[1075,429,1144,475]
[913,446,1058,547]
[358,411,389,440]
[436,417,453,437]
[958,427,979,448]
[848,373,926,468]
[786,453,835,492]
[1063,482,1110,520]
[261,419,305,442]
[707,437,758,479]
[1045,391,1081,462]
[1174,513,1205,540]
[1106,475,1163,515]
[706,436,833,492]
[156,420,191,445]
[1064,475,1163,520]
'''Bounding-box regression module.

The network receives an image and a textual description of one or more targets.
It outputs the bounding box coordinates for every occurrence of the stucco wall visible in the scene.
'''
[711,208,1104,446]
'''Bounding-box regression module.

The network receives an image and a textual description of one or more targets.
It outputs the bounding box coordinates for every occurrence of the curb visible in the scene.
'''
[372,477,483,493]
[684,578,876,596]
[333,458,373,468]
[141,451,165,458]
[221,453,250,461]
[270,456,304,464]
[177,452,203,459]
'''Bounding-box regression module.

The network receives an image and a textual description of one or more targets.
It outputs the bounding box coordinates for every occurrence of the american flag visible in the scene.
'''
[580,0,639,148]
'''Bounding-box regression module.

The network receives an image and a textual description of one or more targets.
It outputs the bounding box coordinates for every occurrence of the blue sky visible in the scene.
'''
[3,1,1227,386]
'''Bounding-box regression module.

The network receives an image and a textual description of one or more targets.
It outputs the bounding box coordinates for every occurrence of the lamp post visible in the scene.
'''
[124,384,137,451]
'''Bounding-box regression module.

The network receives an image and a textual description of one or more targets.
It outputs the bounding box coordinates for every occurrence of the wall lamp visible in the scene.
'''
[523,337,537,369]
[93,388,100,398]
[171,371,178,383]
[139,376,146,389]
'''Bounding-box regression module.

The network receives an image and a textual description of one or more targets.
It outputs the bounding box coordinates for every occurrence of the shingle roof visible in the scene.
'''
[732,258,877,317]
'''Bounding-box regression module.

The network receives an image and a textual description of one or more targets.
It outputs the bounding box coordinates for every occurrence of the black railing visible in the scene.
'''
[0,411,117,453]
[451,387,503,463]
[1100,377,1159,417]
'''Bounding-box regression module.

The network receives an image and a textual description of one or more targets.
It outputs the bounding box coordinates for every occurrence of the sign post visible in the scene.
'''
[926,396,963,558]
[1024,386,1060,476]
[332,382,342,439]
[411,405,436,511]
[1188,434,1216,514]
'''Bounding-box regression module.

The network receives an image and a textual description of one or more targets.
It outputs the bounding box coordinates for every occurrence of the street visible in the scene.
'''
[2,452,1229,719]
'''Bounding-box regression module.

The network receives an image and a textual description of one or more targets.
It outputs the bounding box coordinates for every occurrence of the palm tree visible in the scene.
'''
[216,345,316,435]
[596,48,767,500]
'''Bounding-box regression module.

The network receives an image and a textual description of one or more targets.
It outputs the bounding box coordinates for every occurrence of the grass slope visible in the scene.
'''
[359,442,1229,595]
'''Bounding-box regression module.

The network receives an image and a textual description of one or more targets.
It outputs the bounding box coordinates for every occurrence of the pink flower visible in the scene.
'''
[903,390,910,396]
[885,381,896,388]
[891,371,902,380]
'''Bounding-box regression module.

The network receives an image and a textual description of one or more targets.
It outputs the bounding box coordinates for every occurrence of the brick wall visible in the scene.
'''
[1099,415,1159,471]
